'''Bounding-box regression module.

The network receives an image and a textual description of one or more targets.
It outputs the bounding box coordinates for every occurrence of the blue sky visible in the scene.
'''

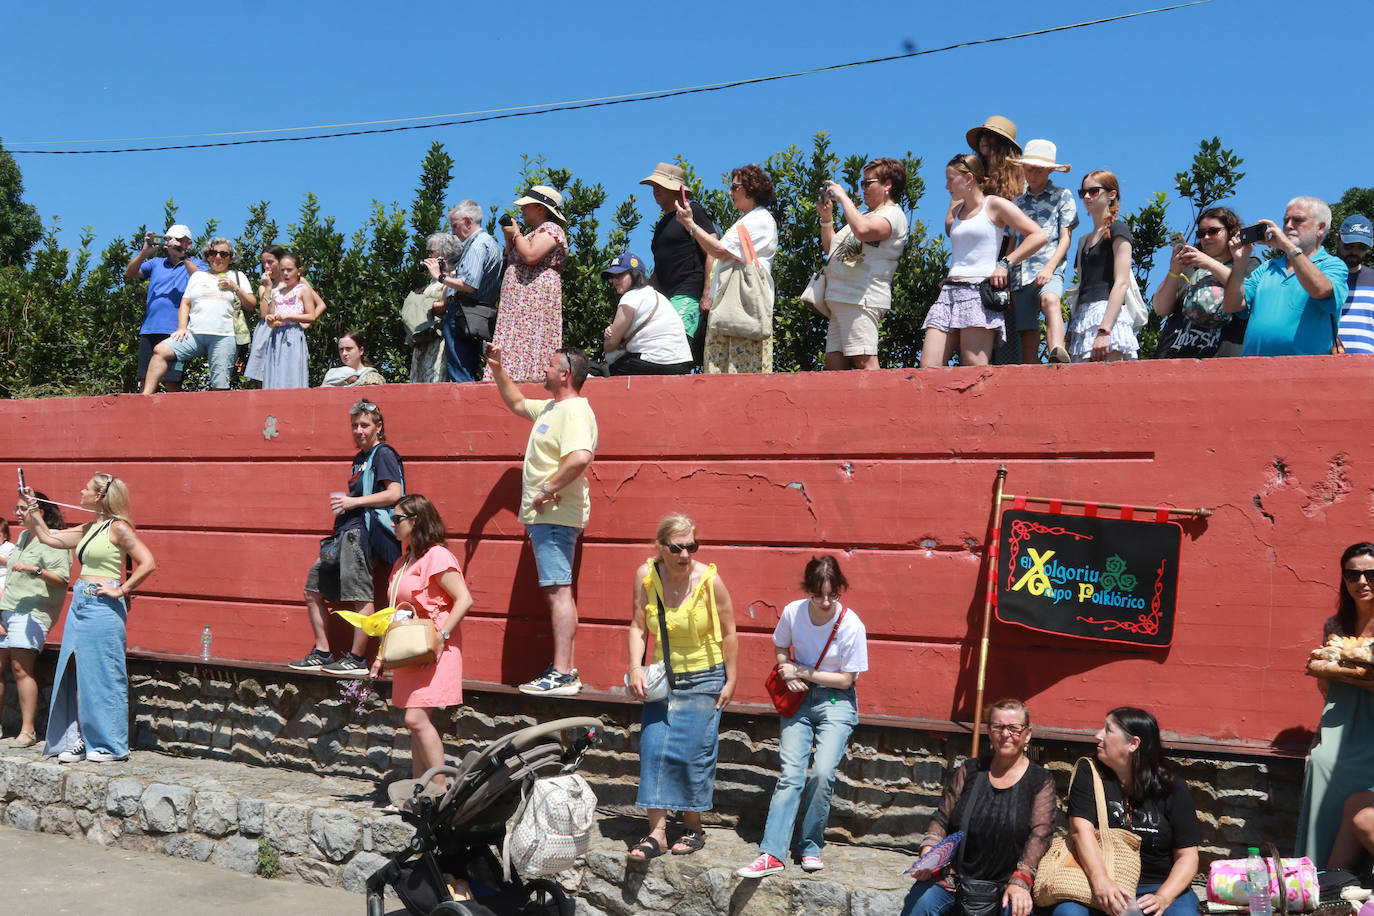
[3,0,1364,283]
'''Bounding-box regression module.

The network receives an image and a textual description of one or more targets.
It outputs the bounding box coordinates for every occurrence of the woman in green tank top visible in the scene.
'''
[22,473,156,763]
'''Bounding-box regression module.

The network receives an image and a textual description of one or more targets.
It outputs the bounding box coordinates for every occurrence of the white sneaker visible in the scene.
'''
[85,750,127,763]
[57,737,86,763]
[801,856,825,872]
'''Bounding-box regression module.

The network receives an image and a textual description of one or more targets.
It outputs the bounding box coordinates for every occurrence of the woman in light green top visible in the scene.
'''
[1,493,72,748]
[23,473,156,763]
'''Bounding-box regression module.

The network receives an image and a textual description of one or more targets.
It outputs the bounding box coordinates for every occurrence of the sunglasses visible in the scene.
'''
[859,178,882,188]
[208,250,232,258]
[1342,568,1374,583]
[990,724,1028,736]
[391,513,414,524]
[1078,187,1107,199]
[1196,226,1226,238]
[661,541,699,555]
[353,399,379,411]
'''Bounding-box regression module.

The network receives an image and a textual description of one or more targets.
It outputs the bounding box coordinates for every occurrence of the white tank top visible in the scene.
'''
[948,201,1000,279]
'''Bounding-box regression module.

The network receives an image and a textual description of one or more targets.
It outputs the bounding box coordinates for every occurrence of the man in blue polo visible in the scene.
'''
[1223,196,1348,355]
[1334,214,1374,354]
[124,224,205,391]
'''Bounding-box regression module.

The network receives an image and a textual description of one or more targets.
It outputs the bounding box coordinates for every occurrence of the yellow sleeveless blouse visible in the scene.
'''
[644,561,723,675]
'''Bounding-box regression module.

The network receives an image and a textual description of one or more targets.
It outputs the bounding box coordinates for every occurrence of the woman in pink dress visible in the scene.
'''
[483,185,569,382]
[369,494,473,788]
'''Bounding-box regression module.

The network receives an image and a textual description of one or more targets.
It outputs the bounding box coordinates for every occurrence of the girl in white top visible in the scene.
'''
[737,555,869,879]
[675,163,778,374]
[601,253,693,375]
[920,154,1046,369]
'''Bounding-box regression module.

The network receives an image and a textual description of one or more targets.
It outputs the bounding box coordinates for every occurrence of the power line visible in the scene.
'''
[10,2,1211,156]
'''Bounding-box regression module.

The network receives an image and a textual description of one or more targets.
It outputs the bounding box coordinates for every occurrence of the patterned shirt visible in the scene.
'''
[1009,181,1078,290]
[1339,265,1374,354]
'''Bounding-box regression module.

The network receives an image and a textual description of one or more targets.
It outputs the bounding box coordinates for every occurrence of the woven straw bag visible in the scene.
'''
[1033,757,1142,907]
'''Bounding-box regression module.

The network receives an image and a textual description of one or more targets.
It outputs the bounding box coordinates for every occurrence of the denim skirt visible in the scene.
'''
[636,664,725,811]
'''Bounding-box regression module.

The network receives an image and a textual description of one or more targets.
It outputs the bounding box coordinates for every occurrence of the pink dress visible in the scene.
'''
[388,545,464,708]
[484,222,568,382]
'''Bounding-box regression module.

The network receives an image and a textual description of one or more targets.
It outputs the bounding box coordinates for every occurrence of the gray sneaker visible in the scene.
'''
[518,664,582,697]
[288,648,333,670]
[322,653,369,677]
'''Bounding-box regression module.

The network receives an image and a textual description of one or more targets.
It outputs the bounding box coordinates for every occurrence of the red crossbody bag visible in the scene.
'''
[764,607,846,718]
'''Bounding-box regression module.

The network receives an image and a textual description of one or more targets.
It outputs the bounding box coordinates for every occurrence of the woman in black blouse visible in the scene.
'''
[902,699,1054,916]
[1053,707,1200,916]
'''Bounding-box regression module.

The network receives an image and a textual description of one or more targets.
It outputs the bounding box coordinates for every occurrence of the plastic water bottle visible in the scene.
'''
[200,625,213,661]
[1246,847,1272,916]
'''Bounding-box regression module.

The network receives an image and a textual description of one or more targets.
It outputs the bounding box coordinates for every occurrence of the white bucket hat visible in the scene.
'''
[1008,139,1071,173]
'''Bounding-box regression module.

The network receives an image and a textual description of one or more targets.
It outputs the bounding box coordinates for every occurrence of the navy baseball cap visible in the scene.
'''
[1339,214,1373,247]
[600,252,645,279]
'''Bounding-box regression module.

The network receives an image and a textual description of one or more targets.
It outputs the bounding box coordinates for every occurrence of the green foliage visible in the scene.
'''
[1325,186,1374,265]
[1173,137,1246,228]
[255,838,280,878]
[0,140,43,268]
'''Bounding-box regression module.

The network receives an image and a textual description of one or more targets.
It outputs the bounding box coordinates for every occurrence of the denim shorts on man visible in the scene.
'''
[1011,276,1066,327]
[305,528,374,603]
[526,523,580,587]
[137,334,183,384]
[167,332,237,389]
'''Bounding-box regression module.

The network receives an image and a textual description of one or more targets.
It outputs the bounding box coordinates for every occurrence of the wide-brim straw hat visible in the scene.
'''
[513,185,566,224]
[640,162,687,193]
[965,116,1021,155]
[1008,139,1071,173]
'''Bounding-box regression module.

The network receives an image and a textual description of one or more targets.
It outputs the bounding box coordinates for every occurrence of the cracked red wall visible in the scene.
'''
[4,355,1370,751]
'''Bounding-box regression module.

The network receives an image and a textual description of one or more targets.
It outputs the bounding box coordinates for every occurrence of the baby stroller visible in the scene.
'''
[366,716,601,916]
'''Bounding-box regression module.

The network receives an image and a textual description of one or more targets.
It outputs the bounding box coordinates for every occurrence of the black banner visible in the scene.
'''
[995,509,1182,647]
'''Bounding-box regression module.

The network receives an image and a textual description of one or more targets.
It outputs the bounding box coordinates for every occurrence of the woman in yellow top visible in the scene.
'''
[22,474,156,763]
[626,514,738,859]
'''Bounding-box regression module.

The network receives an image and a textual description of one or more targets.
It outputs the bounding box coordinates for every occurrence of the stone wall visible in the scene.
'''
[3,658,1305,862]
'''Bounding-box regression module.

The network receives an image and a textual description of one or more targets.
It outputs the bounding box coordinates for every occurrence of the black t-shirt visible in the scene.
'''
[1156,313,1248,359]
[1077,220,1133,303]
[650,201,718,299]
[1067,760,1201,884]
[336,443,404,535]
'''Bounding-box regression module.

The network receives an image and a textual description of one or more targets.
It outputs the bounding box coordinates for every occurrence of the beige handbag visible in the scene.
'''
[380,603,441,671]
[709,224,774,340]
[1032,757,1142,908]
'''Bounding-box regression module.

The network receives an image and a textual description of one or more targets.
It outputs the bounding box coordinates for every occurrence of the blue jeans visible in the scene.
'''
[1052,883,1196,916]
[167,331,237,389]
[441,304,483,383]
[901,881,1015,916]
[758,684,857,861]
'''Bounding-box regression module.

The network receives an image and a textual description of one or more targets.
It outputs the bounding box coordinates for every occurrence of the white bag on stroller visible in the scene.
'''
[503,773,597,879]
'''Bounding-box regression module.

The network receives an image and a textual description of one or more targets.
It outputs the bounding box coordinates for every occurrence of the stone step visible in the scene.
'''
[0,744,916,914]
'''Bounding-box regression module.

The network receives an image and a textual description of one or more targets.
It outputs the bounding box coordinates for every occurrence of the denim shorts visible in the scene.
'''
[1011,277,1065,326]
[637,664,726,811]
[0,610,51,650]
[167,332,237,389]
[305,527,373,603]
[526,523,580,587]
[137,334,183,384]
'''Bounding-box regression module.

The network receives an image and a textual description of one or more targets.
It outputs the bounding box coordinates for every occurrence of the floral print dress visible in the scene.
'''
[484,222,568,382]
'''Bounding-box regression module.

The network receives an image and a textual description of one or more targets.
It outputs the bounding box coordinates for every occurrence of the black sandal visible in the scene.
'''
[671,829,706,855]
[629,836,664,860]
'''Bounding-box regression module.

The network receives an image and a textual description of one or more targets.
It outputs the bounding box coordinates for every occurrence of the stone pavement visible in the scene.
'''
[0,742,916,914]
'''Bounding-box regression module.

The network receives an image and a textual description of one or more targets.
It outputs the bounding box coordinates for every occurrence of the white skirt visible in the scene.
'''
[1067,298,1139,362]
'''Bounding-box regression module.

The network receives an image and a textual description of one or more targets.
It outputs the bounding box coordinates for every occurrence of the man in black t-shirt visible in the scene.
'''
[640,162,720,366]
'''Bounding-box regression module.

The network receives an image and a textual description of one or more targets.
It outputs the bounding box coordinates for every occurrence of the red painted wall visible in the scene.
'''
[4,357,1369,753]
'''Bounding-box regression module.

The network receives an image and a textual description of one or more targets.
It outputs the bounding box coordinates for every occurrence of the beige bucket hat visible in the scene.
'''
[640,162,687,193]
[965,115,1021,154]
[1008,139,1071,172]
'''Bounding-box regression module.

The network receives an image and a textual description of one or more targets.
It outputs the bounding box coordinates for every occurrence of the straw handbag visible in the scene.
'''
[1032,757,1142,907]
[379,601,441,671]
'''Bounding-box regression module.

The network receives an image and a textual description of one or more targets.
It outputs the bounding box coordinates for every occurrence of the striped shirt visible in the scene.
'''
[1341,265,1374,354]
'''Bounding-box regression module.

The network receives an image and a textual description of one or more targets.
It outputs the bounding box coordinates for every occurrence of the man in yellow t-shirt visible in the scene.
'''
[489,344,598,696]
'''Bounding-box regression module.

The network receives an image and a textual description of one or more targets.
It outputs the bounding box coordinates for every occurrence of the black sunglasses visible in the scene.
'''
[207,249,232,257]
[661,541,699,555]
[1342,568,1374,583]
[391,513,414,524]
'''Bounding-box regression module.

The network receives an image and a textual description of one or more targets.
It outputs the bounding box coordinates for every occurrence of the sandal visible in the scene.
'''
[12,731,37,749]
[671,828,706,855]
[628,836,664,860]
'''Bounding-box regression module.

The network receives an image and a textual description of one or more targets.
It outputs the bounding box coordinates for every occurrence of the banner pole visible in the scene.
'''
[972,464,1008,759]
[997,493,1210,519]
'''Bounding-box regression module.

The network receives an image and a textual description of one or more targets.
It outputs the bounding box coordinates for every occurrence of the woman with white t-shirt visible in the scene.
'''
[737,556,869,880]
[674,163,778,374]
[601,252,693,375]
